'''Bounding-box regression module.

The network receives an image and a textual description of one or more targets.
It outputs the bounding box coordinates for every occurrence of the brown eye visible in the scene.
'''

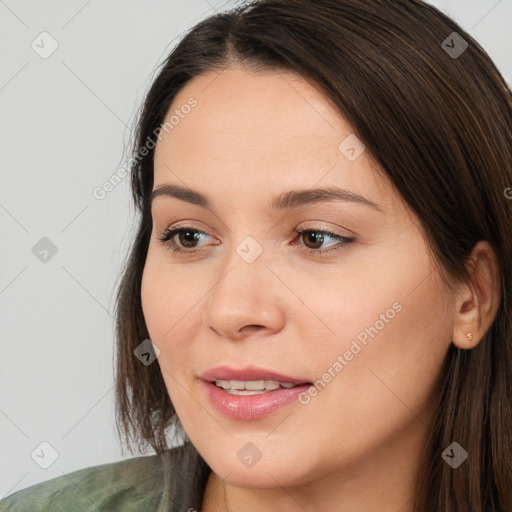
[295,229,355,255]
[157,226,355,256]
[157,228,210,253]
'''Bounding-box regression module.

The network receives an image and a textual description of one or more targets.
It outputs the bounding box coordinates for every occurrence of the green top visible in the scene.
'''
[0,442,211,512]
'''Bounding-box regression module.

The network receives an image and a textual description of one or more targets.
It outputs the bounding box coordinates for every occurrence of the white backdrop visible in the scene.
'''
[1,0,511,498]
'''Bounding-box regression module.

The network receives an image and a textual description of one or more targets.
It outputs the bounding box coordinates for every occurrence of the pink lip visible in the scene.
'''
[199,365,313,420]
[199,365,310,385]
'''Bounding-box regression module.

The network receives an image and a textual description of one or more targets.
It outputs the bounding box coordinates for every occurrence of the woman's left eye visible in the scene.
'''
[157,227,355,256]
[292,228,355,255]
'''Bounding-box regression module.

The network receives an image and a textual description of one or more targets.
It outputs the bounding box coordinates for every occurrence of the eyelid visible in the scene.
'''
[163,220,353,242]
[164,220,213,236]
[157,221,356,258]
[297,220,355,238]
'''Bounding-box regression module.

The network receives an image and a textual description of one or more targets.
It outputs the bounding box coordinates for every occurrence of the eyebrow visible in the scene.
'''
[150,183,383,212]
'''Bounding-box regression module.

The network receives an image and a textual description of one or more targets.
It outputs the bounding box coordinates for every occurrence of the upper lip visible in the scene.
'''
[200,365,311,384]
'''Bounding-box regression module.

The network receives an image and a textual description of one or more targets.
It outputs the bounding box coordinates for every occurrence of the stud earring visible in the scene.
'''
[464,331,473,341]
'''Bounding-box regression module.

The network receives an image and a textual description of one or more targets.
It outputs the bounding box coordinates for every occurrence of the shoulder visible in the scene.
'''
[0,443,204,512]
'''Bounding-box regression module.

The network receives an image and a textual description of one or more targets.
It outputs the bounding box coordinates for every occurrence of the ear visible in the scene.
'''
[452,240,501,349]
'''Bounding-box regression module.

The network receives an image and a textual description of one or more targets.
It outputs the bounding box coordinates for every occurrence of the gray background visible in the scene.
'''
[1,0,511,498]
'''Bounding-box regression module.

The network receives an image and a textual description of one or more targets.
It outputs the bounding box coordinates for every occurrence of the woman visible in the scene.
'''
[2,0,511,510]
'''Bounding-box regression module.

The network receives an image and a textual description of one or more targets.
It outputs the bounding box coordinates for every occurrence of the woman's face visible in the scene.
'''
[141,66,455,492]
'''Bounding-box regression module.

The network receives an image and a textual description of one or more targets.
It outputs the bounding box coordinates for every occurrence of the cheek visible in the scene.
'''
[141,246,186,334]
[140,260,165,340]
[141,262,192,413]
[300,247,451,428]
[312,271,451,444]
[140,256,203,373]
[140,256,183,354]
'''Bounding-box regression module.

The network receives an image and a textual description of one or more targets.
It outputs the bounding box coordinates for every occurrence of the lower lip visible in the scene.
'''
[201,380,312,420]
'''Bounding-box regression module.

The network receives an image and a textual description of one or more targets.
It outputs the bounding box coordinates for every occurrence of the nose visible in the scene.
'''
[202,261,286,341]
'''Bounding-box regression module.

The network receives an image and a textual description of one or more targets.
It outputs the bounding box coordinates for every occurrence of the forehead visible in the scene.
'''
[152,67,404,217]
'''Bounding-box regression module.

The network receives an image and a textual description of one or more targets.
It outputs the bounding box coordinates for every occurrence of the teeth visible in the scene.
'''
[245,380,280,391]
[214,379,298,394]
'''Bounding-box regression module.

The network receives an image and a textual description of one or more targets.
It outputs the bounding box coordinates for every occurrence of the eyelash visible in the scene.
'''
[156,226,355,256]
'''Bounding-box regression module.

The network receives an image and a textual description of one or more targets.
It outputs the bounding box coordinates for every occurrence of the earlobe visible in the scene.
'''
[451,241,500,350]
[452,290,481,349]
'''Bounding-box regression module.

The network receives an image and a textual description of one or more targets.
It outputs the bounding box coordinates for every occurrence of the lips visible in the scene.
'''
[199,365,312,385]
[198,365,314,420]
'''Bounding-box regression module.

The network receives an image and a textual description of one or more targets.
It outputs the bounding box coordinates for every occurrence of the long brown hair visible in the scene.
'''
[113,1,512,510]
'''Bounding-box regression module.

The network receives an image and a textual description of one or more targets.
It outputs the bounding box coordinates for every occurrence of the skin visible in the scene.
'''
[140,65,500,512]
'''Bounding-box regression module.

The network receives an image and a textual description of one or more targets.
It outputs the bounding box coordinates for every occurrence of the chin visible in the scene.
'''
[203,441,316,489]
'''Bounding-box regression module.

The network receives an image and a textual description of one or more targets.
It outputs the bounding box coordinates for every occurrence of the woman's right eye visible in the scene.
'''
[157,227,211,254]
